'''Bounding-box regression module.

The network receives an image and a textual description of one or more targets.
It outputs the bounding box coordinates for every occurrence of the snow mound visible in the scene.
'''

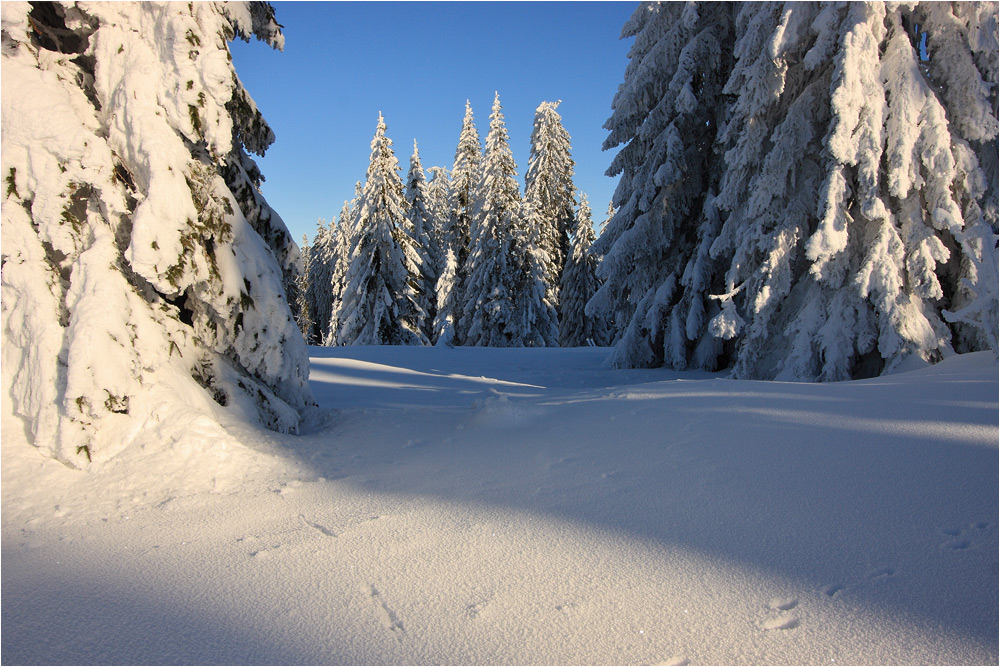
[466,388,543,429]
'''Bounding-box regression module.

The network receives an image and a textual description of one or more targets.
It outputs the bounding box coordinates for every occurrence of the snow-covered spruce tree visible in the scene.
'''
[326,186,360,345]
[303,218,336,344]
[334,114,428,346]
[707,2,848,380]
[433,247,459,346]
[512,201,560,347]
[447,101,483,344]
[461,93,556,347]
[599,200,615,236]
[598,1,998,380]
[405,140,439,342]
[1,2,313,467]
[426,165,452,276]
[593,1,735,369]
[922,2,999,355]
[295,233,315,342]
[561,196,606,346]
[524,100,578,309]
[714,1,1000,379]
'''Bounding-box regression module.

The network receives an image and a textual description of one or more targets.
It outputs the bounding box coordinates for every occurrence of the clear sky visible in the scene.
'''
[229,1,637,245]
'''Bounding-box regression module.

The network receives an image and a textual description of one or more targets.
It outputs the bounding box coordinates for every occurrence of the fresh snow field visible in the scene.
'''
[2,347,998,665]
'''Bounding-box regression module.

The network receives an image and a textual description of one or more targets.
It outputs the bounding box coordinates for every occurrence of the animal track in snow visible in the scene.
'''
[652,656,689,666]
[769,597,798,611]
[940,522,987,551]
[822,582,846,598]
[762,615,800,631]
[466,599,491,618]
[299,514,337,537]
[868,566,895,579]
[943,537,970,550]
[364,584,405,636]
[762,597,799,631]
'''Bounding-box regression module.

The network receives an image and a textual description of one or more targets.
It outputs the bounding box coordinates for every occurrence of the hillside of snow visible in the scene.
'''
[2,347,997,665]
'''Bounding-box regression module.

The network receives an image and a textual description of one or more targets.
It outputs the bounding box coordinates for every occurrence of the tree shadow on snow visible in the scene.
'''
[289,347,998,656]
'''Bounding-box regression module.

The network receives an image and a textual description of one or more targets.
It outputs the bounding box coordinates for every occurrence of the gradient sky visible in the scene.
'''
[229,1,637,245]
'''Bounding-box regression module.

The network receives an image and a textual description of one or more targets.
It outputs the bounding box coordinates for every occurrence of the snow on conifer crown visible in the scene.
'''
[298,3,996,382]
[593,1,998,380]
[9,2,993,474]
[2,1,312,468]
[299,92,601,350]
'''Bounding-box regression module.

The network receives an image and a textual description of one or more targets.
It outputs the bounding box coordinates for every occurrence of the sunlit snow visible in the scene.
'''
[3,347,997,665]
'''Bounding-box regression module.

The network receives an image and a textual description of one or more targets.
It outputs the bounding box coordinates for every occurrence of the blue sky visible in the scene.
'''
[230,1,636,245]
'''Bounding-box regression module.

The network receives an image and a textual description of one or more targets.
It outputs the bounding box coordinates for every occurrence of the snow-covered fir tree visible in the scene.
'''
[593,1,735,370]
[425,165,452,278]
[404,141,439,342]
[524,100,578,309]
[599,201,615,236]
[303,218,336,344]
[295,233,315,342]
[433,247,460,346]
[461,93,556,347]
[447,101,483,344]
[511,201,560,347]
[1,1,313,467]
[334,114,428,346]
[561,196,606,346]
[597,1,998,380]
[326,185,361,345]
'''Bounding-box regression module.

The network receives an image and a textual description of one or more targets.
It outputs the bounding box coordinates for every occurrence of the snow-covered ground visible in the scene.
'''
[3,347,997,665]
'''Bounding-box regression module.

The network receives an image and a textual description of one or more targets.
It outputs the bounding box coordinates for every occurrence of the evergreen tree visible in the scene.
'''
[334,114,428,346]
[447,101,483,344]
[461,93,556,346]
[460,92,519,346]
[512,201,560,346]
[426,166,452,279]
[594,1,734,370]
[561,196,605,346]
[1,1,312,467]
[295,233,315,342]
[325,190,359,345]
[525,100,578,310]
[304,218,336,344]
[404,140,439,341]
[597,1,998,380]
[600,201,615,236]
[433,248,459,346]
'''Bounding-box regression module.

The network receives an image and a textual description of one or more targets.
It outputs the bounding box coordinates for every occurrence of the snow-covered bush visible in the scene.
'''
[1,1,313,467]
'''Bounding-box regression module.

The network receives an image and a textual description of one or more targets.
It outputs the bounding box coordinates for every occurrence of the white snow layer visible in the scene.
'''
[2,347,997,665]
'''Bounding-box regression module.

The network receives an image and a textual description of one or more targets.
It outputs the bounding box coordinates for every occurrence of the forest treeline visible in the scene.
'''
[2,1,996,467]
[299,1,998,385]
[297,96,609,350]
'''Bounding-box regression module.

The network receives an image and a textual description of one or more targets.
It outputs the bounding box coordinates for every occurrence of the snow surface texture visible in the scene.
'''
[1,2,312,468]
[3,347,997,665]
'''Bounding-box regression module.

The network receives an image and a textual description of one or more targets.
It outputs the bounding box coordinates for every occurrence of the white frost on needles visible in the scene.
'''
[1,1,312,468]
